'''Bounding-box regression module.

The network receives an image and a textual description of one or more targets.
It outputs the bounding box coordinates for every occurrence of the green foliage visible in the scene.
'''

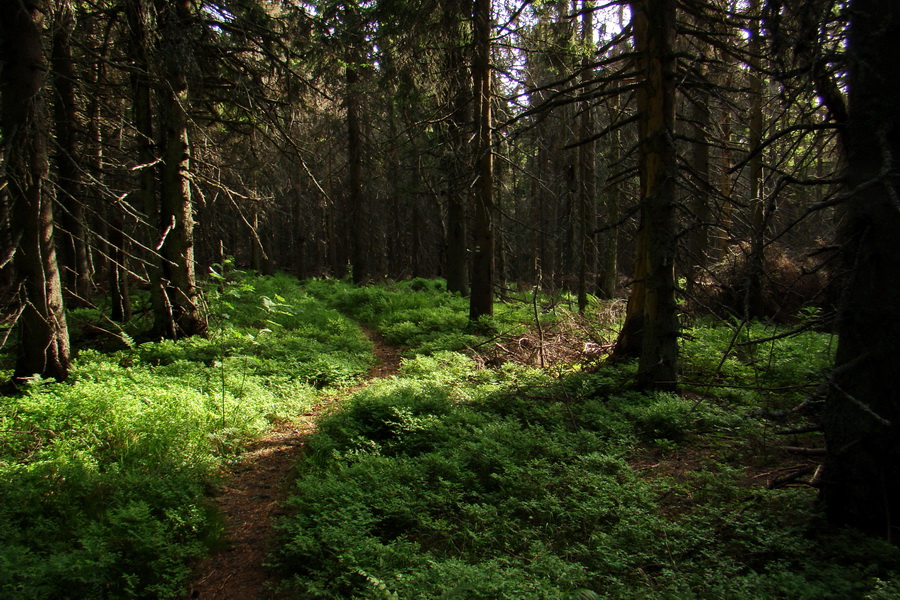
[202,272,375,388]
[681,319,834,389]
[303,278,554,355]
[308,378,456,461]
[613,391,696,444]
[0,273,374,599]
[1,276,887,599]
[274,306,894,600]
[276,360,660,599]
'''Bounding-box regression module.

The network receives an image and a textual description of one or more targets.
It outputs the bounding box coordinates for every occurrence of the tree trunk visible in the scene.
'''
[598,94,620,299]
[468,0,494,321]
[577,0,596,313]
[84,16,131,322]
[387,104,403,278]
[346,33,367,284]
[745,0,766,319]
[125,0,167,331]
[445,162,469,294]
[109,212,132,322]
[0,144,11,290]
[821,0,900,541]
[1,0,71,381]
[292,187,307,277]
[155,0,206,338]
[686,60,711,293]
[412,195,423,277]
[51,1,92,306]
[717,114,734,261]
[612,0,679,391]
[250,206,262,272]
[443,0,471,295]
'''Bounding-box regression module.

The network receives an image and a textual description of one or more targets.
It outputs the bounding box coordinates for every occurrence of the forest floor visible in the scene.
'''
[184,329,403,600]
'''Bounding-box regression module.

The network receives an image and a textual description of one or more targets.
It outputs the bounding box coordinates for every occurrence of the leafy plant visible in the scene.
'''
[0,273,375,599]
[274,301,893,600]
[304,278,559,356]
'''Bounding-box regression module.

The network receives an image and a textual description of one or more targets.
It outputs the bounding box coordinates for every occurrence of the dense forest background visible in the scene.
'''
[1,0,851,382]
[2,0,900,597]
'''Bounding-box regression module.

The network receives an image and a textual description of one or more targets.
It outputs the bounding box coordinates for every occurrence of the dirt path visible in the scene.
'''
[184,331,402,599]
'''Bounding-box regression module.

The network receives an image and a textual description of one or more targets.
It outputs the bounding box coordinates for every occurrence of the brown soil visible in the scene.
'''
[183,330,402,600]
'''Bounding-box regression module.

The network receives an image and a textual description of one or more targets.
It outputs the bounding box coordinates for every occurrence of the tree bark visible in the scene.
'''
[84,16,131,322]
[443,0,471,295]
[51,0,92,306]
[155,0,206,338]
[612,0,679,391]
[468,0,494,321]
[745,0,766,319]
[717,116,734,261]
[292,185,307,277]
[1,0,71,381]
[125,0,167,331]
[821,0,900,541]
[577,0,596,313]
[108,212,132,323]
[0,144,11,290]
[250,205,263,272]
[345,9,367,284]
[598,93,620,299]
[686,60,711,292]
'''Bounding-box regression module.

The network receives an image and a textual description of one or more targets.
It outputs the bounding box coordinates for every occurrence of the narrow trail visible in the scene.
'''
[184,329,402,600]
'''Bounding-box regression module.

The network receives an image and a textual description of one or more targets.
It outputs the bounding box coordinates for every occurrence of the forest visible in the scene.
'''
[1,0,899,597]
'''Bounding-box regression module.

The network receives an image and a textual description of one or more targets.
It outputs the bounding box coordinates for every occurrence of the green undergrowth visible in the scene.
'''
[1,276,890,599]
[680,317,836,411]
[275,299,897,598]
[303,277,561,355]
[0,272,374,599]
